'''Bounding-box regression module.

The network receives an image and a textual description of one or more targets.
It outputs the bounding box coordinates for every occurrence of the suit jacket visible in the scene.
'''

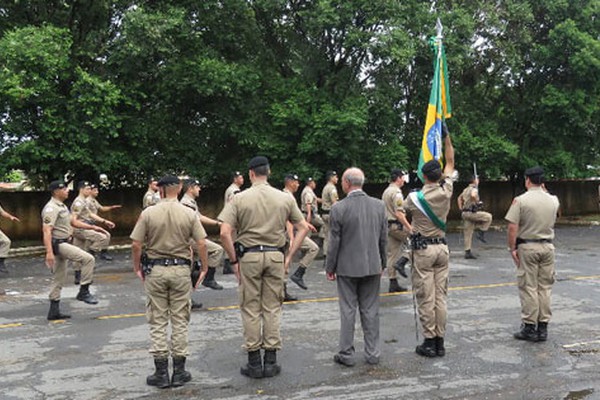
[326,190,387,277]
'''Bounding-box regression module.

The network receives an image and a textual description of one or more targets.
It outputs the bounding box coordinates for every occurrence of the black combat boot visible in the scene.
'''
[0,258,8,274]
[283,284,297,302]
[191,299,203,310]
[99,249,113,261]
[435,337,445,357]
[241,350,263,379]
[76,284,99,304]
[47,300,71,320]
[513,323,538,342]
[263,349,281,378]
[223,259,234,274]
[394,256,409,278]
[74,270,81,285]
[290,266,308,290]
[171,356,192,387]
[416,338,437,357]
[146,358,170,388]
[202,267,223,290]
[476,230,487,243]
[388,278,407,293]
[464,250,477,259]
[537,322,548,342]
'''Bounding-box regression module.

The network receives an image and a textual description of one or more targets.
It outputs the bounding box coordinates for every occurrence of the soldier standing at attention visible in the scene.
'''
[42,181,101,321]
[506,167,559,342]
[180,178,225,309]
[458,175,493,259]
[321,171,339,257]
[300,177,323,233]
[0,200,20,274]
[131,175,208,389]
[382,168,412,293]
[143,178,160,209]
[71,181,114,284]
[404,130,455,358]
[219,156,310,379]
[283,174,319,295]
[224,171,244,204]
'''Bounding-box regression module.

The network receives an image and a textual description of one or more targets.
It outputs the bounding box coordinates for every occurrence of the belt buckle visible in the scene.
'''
[258,245,264,252]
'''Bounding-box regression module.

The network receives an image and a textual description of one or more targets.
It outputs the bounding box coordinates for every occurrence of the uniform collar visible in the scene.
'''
[51,197,66,207]
[161,197,178,203]
[347,189,365,197]
[251,181,270,188]
[528,186,544,192]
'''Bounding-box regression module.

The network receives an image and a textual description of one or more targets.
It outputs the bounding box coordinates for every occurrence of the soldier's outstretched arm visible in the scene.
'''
[443,133,455,176]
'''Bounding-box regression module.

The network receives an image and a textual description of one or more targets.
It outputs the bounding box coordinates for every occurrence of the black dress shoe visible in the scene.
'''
[333,354,355,367]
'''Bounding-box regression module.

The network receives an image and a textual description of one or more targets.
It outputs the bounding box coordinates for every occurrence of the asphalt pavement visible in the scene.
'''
[0,225,599,400]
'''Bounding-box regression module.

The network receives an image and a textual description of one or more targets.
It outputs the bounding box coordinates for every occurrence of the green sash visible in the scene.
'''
[416,190,447,231]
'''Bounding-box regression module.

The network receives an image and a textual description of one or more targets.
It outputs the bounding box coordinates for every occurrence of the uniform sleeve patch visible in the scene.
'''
[43,216,52,224]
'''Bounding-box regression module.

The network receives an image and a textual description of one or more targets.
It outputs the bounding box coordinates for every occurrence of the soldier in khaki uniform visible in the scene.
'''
[458,175,493,259]
[143,178,160,209]
[224,171,244,204]
[300,177,323,232]
[87,183,122,261]
[71,181,114,284]
[382,169,412,293]
[180,179,225,299]
[42,181,102,321]
[0,202,20,274]
[404,131,455,358]
[283,174,319,295]
[321,171,339,256]
[219,156,310,379]
[131,175,208,389]
[506,166,559,342]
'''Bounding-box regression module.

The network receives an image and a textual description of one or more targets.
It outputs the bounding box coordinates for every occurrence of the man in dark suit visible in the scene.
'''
[326,167,387,366]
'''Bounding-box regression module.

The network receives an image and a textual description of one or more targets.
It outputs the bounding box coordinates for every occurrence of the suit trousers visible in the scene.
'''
[49,243,95,300]
[461,211,492,251]
[517,243,555,324]
[411,244,449,338]
[239,251,285,352]
[144,265,192,358]
[336,274,381,364]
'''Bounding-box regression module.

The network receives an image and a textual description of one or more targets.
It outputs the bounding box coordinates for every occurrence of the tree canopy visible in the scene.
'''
[0,0,598,186]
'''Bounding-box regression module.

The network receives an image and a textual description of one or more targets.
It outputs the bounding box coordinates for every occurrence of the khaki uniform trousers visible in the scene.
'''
[298,236,319,268]
[322,213,331,254]
[144,265,192,358]
[411,244,449,338]
[461,211,492,251]
[517,243,555,324]
[191,238,224,268]
[386,225,409,279]
[0,229,11,258]
[239,251,285,352]
[72,229,110,271]
[49,242,95,301]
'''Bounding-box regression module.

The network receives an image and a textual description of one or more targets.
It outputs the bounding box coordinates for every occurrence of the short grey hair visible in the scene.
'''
[343,167,365,188]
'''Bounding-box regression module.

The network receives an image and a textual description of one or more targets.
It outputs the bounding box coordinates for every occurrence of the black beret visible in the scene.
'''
[49,180,66,191]
[326,170,337,179]
[248,156,269,170]
[157,175,180,187]
[78,180,91,189]
[524,166,544,177]
[231,171,242,178]
[284,174,299,182]
[391,168,407,179]
[306,177,314,183]
[183,178,201,189]
[421,160,442,174]
[90,183,98,189]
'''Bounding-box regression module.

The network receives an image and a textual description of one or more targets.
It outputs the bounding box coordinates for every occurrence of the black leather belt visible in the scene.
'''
[148,258,191,266]
[245,245,283,253]
[422,237,447,245]
[516,238,552,246]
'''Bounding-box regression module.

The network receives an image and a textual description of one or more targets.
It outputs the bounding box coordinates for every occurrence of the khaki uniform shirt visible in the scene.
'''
[71,195,93,223]
[459,184,478,210]
[87,197,102,216]
[382,183,405,222]
[224,183,240,204]
[321,182,338,211]
[505,186,559,240]
[301,186,318,214]
[218,182,304,248]
[130,198,206,260]
[405,176,454,238]
[180,193,202,218]
[42,197,72,239]
[143,190,160,209]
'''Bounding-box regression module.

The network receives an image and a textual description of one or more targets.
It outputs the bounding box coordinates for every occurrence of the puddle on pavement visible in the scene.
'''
[564,388,594,400]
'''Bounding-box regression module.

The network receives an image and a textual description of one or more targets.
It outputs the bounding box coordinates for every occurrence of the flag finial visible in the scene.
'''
[436,18,443,39]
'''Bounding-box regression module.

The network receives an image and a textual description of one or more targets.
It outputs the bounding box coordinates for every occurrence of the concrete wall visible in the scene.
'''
[0,180,598,243]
